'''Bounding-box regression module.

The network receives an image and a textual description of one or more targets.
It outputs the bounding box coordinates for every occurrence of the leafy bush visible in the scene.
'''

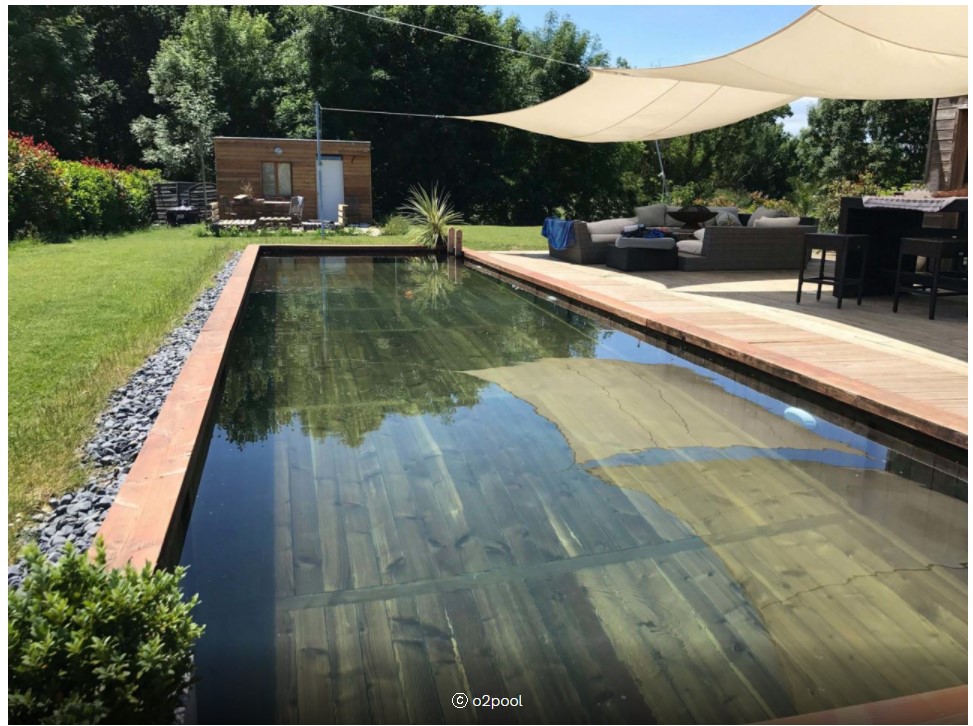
[817,172,885,232]
[7,132,161,241]
[8,540,204,724]
[398,184,463,248]
[8,133,69,239]
[380,214,410,237]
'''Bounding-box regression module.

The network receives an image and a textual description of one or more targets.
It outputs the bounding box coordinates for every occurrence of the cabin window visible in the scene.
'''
[261,161,292,198]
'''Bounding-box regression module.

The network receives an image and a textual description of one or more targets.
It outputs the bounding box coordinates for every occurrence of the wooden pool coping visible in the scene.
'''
[463,249,968,450]
[91,244,966,724]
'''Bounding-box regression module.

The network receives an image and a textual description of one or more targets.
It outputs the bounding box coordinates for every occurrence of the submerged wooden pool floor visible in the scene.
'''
[270,403,967,724]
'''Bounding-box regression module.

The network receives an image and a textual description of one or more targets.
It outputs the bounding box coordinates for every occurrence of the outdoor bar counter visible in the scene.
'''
[838,196,968,295]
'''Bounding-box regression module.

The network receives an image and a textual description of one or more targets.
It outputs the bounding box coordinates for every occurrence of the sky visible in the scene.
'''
[486,5,817,135]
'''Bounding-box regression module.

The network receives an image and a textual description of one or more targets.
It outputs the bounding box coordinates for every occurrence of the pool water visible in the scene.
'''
[180,255,967,724]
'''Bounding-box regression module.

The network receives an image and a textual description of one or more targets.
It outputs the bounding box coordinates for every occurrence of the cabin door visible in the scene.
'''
[317,156,345,222]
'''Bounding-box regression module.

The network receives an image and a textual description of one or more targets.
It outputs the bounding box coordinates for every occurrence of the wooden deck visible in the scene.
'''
[464,251,968,449]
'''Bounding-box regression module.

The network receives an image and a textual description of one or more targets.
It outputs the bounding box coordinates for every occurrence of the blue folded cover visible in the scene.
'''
[542,217,575,250]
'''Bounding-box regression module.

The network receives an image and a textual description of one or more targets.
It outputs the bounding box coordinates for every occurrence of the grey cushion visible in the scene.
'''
[587,217,638,235]
[747,206,787,227]
[753,215,801,227]
[634,204,668,228]
[676,239,704,255]
[615,236,676,250]
[591,233,620,244]
[708,208,743,227]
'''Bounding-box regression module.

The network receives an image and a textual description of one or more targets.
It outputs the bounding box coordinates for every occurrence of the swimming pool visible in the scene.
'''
[179,254,967,724]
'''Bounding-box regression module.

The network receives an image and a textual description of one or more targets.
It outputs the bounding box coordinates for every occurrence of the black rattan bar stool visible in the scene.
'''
[893,237,968,320]
[797,233,870,308]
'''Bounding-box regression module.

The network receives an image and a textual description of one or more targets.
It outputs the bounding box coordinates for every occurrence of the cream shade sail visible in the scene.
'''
[460,5,968,142]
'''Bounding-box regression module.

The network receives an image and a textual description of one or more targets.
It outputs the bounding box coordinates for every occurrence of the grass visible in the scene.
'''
[8,222,544,551]
[205,224,544,251]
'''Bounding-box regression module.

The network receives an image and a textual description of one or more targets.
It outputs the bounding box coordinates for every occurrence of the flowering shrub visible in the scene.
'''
[8,132,161,240]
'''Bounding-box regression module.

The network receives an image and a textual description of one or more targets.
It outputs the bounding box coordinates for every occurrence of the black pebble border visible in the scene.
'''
[8,252,242,588]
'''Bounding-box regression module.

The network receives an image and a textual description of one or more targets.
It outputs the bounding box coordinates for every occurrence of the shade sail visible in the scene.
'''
[461,5,968,142]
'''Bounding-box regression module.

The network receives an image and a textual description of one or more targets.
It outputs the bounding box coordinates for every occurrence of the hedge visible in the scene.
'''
[8,132,161,241]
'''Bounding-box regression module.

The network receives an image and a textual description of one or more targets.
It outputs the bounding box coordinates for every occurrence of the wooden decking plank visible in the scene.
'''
[287,430,325,595]
[274,433,296,599]
[410,415,495,574]
[421,417,524,571]
[414,593,477,725]
[275,610,300,724]
[355,435,409,586]
[660,550,796,719]
[472,581,587,724]
[576,562,699,723]
[357,599,409,723]
[395,416,478,578]
[439,589,516,724]
[310,437,351,593]
[385,595,445,724]
[621,557,778,723]
[294,607,335,724]
[332,439,383,591]
[459,402,575,565]
[371,422,437,584]
[327,602,370,723]
[524,572,657,723]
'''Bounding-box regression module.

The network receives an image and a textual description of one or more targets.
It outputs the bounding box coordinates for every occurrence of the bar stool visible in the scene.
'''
[797,233,869,308]
[893,237,968,320]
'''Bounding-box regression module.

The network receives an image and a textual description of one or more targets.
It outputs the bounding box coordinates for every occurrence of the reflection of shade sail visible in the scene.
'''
[460,6,968,142]
[465,358,857,463]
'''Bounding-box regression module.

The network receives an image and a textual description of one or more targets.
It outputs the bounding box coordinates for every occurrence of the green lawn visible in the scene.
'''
[8,223,543,549]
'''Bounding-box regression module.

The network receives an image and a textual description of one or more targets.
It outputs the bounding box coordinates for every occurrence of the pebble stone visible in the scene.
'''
[8,252,242,589]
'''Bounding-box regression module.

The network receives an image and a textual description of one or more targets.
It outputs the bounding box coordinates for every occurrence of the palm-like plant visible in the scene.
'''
[398,184,462,248]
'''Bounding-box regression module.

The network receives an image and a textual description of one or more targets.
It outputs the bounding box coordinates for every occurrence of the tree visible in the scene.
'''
[796,99,931,187]
[862,99,932,186]
[78,6,185,166]
[132,6,278,178]
[8,7,104,157]
[659,108,797,199]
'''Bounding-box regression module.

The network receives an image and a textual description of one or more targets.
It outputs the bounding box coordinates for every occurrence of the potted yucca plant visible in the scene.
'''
[398,183,462,250]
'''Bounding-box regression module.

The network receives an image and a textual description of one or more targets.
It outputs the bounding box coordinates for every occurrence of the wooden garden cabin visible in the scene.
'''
[213,136,373,223]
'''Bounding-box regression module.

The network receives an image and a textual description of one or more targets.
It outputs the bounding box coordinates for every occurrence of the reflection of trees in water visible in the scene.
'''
[215,257,601,447]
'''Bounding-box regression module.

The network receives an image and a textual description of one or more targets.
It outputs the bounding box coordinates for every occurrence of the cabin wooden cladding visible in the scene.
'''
[214,137,373,222]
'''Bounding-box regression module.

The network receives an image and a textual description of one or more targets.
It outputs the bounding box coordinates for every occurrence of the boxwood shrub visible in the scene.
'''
[8,540,204,724]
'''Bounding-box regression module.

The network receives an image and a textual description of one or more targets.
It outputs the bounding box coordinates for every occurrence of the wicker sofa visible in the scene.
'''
[547,217,637,265]
[677,213,819,271]
[547,207,818,271]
